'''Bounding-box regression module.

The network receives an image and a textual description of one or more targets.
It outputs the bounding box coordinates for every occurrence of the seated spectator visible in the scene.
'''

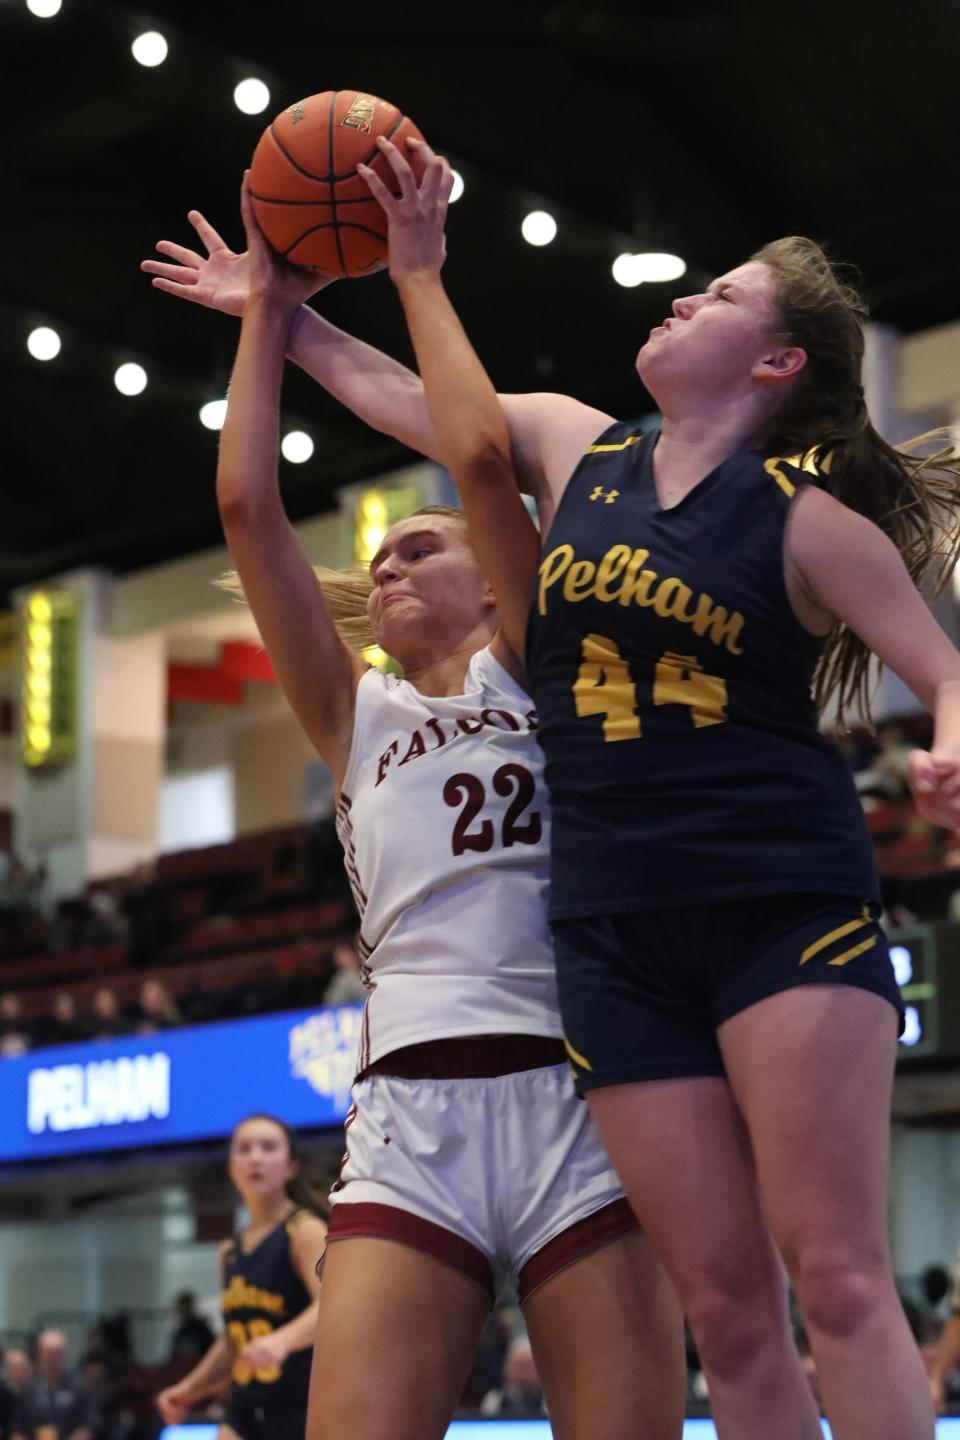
[37,991,91,1049]
[479,1337,547,1419]
[0,993,31,1057]
[321,936,367,1007]
[168,1292,215,1362]
[229,842,309,917]
[134,978,182,1035]
[3,1350,30,1396]
[0,854,43,948]
[120,860,167,969]
[11,1329,98,1440]
[90,988,129,1043]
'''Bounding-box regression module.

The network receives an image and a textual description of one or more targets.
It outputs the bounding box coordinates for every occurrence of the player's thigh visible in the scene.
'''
[307,1235,489,1440]
[585,1076,785,1313]
[718,983,900,1271]
[524,1228,686,1440]
[216,1426,244,1440]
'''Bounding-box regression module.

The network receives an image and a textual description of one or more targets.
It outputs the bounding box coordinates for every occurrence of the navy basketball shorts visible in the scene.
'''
[222,1401,307,1440]
[552,895,905,1093]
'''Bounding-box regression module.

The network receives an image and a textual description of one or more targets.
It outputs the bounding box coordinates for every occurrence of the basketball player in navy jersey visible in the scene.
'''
[157,1115,326,1440]
[359,139,960,1440]
[144,148,960,1440]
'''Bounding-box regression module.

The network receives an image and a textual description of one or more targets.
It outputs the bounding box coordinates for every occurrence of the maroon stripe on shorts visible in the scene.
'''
[358,1034,566,1080]
[516,1197,641,1305]
[326,1201,494,1303]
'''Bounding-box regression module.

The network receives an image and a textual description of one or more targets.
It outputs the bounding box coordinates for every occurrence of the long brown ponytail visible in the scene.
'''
[753,236,960,727]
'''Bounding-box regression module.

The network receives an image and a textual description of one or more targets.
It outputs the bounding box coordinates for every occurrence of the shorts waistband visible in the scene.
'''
[358,1034,567,1080]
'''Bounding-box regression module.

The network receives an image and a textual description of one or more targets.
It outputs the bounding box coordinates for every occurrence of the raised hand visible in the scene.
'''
[141,210,251,316]
[358,136,454,286]
[141,198,335,317]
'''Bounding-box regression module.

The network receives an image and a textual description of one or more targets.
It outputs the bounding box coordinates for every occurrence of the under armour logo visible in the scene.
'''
[589,486,620,504]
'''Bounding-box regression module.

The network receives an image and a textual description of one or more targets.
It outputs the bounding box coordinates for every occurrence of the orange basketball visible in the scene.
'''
[248,89,426,277]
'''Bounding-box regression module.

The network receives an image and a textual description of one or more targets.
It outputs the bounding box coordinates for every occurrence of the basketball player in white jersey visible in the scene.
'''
[207,171,684,1440]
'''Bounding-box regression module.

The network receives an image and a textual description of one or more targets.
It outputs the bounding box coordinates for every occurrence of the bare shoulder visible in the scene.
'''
[787,483,891,565]
[499,392,616,508]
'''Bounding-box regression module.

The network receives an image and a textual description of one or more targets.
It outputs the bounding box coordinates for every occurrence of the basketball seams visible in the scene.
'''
[251,89,417,276]
[265,122,335,185]
[328,91,348,277]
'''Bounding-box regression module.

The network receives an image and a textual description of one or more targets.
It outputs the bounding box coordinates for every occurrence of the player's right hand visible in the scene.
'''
[156,1382,193,1424]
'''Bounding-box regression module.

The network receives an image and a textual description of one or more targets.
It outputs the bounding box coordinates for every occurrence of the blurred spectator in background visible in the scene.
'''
[10,1329,98,1440]
[321,935,366,1007]
[0,994,31,1057]
[930,1252,960,1413]
[3,1351,30,1397]
[0,1354,18,1440]
[168,1292,215,1362]
[854,719,915,803]
[230,842,308,917]
[134,979,182,1035]
[0,854,43,949]
[120,860,166,969]
[90,988,128,1043]
[38,991,91,1049]
[479,1337,546,1419]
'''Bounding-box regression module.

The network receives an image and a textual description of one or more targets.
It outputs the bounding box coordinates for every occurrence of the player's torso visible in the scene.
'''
[337,648,561,1067]
[222,1213,311,1400]
[526,423,879,914]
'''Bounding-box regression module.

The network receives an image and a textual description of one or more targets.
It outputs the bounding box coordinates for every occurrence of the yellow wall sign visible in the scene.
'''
[20,591,79,768]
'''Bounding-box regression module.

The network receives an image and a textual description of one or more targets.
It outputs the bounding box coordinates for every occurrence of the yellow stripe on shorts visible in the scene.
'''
[827,935,878,968]
[800,915,871,966]
[563,1036,593,1072]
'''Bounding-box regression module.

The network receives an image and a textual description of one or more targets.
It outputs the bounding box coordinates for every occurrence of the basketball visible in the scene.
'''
[248,89,426,277]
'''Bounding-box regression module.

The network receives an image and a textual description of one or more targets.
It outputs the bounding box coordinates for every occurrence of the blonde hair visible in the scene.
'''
[754,236,960,726]
[215,505,468,654]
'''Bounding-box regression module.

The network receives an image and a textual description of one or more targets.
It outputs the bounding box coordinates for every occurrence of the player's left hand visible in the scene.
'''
[358,136,454,284]
[908,748,960,827]
[239,1331,289,1370]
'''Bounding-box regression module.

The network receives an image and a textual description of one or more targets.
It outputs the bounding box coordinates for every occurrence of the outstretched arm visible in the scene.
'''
[141,216,612,517]
[216,177,365,786]
[789,485,960,826]
[359,136,539,662]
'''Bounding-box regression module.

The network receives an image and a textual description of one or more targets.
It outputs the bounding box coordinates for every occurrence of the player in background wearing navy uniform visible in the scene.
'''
[156,1115,326,1440]
[357,139,960,1440]
[169,168,686,1440]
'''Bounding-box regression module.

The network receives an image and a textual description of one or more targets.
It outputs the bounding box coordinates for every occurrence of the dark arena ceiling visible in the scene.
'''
[4,0,960,600]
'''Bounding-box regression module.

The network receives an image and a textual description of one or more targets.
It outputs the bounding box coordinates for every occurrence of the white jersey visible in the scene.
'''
[336,646,559,1071]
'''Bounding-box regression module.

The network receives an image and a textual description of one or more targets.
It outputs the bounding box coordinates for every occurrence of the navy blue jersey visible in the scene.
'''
[526,421,880,917]
[221,1208,313,1409]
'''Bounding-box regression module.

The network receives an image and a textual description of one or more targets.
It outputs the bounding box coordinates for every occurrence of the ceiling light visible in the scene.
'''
[234,79,270,115]
[199,399,228,431]
[281,430,314,464]
[132,31,168,67]
[611,254,644,289]
[27,327,61,361]
[114,363,147,396]
[521,211,557,247]
[632,252,687,283]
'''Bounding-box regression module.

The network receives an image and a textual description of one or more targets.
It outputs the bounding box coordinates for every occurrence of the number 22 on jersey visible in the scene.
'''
[573,632,728,740]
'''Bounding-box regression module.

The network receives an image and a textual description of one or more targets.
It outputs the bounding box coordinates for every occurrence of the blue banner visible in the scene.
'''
[162,1422,960,1439]
[0,1005,363,1164]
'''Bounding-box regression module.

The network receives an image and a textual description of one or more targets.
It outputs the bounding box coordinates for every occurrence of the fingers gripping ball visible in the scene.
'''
[249,90,426,276]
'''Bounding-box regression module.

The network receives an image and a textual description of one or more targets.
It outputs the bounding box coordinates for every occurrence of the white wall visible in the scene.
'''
[0,1190,222,1361]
